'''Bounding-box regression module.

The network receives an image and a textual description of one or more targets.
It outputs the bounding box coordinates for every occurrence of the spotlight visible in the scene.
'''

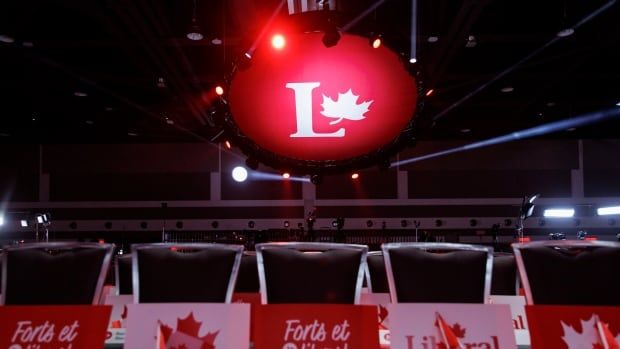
[282,172,291,179]
[284,220,290,228]
[187,23,204,41]
[248,221,255,229]
[543,208,575,218]
[224,140,232,149]
[232,166,248,182]
[322,25,340,48]
[36,215,44,224]
[425,89,434,97]
[215,85,224,96]
[237,53,252,71]
[465,35,477,48]
[556,28,575,38]
[21,220,28,227]
[310,174,322,185]
[351,173,359,180]
[366,220,374,228]
[369,34,382,48]
[0,215,3,226]
[245,157,259,170]
[271,34,285,50]
[409,58,417,64]
[427,36,439,43]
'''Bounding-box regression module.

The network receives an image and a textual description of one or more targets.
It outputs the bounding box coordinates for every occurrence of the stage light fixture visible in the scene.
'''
[435,219,443,227]
[351,173,359,180]
[211,221,219,229]
[549,232,566,240]
[425,89,434,97]
[465,35,477,48]
[543,208,575,218]
[21,220,28,227]
[556,28,574,38]
[369,34,382,48]
[427,36,439,43]
[409,58,417,64]
[36,215,44,224]
[271,34,285,50]
[322,25,340,48]
[224,140,232,149]
[215,86,224,96]
[598,206,620,215]
[284,220,290,228]
[140,221,148,229]
[366,220,374,228]
[248,221,255,229]
[577,230,588,240]
[469,219,478,227]
[0,35,15,43]
[245,157,259,170]
[282,172,290,179]
[237,53,252,71]
[186,0,204,41]
[232,166,248,182]
[310,174,322,185]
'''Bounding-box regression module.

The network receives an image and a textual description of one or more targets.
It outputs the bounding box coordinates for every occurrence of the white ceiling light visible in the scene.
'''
[186,0,203,41]
[556,28,574,38]
[500,86,514,93]
[543,208,575,218]
[211,38,223,45]
[598,206,620,216]
[74,91,88,97]
[0,35,15,43]
[427,36,439,43]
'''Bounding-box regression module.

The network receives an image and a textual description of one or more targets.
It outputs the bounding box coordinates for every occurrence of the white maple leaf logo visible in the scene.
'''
[561,314,620,349]
[320,89,373,125]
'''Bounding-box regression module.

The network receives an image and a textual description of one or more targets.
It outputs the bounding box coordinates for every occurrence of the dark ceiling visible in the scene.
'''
[0,0,619,144]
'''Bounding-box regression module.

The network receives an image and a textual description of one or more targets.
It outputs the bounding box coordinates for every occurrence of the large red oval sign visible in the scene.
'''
[228,32,418,169]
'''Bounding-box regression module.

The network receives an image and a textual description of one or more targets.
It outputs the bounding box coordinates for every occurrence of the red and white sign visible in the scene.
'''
[490,295,530,346]
[252,304,381,349]
[123,303,250,349]
[526,305,620,349]
[0,305,111,349]
[360,293,392,347]
[229,32,418,164]
[388,303,517,349]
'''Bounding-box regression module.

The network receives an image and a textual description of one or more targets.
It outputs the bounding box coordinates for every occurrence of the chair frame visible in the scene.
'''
[492,252,520,296]
[131,243,244,303]
[0,242,114,305]
[255,242,369,305]
[382,242,494,303]
[364,251,384,293]
[114,253,132,296]
[512,240,620,305]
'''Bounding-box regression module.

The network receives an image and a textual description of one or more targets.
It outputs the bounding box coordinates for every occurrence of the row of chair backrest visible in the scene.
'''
[2,241,619,305]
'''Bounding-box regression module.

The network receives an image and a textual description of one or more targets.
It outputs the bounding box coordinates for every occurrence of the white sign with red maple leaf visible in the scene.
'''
[123,303,250,349]
[388,303,517,349]
[561,314,620,349]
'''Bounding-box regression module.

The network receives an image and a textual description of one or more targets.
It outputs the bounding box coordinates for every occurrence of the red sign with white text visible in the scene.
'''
[252,304,380,349]
[0,305,111,349]
[229,32,418,164]
[526,305,620,349]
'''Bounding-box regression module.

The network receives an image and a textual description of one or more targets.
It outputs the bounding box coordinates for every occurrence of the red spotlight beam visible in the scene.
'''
[246,0,287,57]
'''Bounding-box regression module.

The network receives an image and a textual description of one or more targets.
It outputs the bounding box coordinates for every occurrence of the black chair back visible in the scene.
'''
[366,251,389,293]
[132,243,243,303]
[491,253,518,295]
[256,242,368,304]
[513,241,620,305]
[234,252,260,293]
[1,242,114,305]
[383,243,493,303]
[115,254,133,295]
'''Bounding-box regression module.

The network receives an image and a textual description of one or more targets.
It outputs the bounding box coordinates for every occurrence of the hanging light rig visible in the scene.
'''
[187,0,204,41]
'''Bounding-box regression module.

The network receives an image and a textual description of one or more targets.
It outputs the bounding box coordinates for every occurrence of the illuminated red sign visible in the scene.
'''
[228,32,418,169]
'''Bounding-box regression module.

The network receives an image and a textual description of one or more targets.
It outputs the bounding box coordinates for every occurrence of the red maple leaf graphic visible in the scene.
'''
[451,323,466,338]
[158,321,174,341]
[177,312,203,337]
[201,330,219,347]
[171,345,189,349]
[378,305,389,324]
[593,344,605,349]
